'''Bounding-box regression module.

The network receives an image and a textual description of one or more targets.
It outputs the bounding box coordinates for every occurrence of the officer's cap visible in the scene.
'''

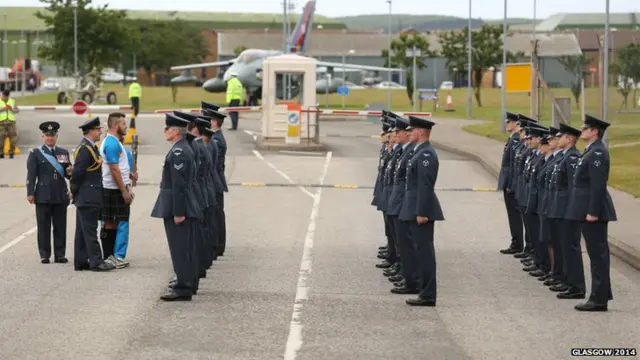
[40,121,60,136]
[202,127,215,137]
[382,124,390,133]
[185,131,197,143]
[201,101,220,112]
[174,111,210,128]
[407,115,435,130]
[505,111,519,122]
[165,113,190,128]
[517,114,538,126]
[582,114,611,131]
[548,126,559,136]
[203,109,227,123]
[557,123,582,138]
[79,117,101,131]
[393,117,409,131]
[527,126,546,138]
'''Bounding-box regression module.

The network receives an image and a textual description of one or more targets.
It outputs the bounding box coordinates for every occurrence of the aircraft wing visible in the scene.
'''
[316,61,405,73]
[170,59,237,71]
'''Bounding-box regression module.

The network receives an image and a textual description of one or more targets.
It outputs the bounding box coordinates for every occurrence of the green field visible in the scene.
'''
[18,84,640,195]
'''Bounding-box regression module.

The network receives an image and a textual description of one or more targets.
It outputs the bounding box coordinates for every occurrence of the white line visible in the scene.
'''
[0,204,73,255]
[283,151,332,360]
[252,150,315,199]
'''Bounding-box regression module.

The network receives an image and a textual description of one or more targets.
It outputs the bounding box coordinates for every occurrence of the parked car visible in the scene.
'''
[374,81,404,89]
[42,78,60,90]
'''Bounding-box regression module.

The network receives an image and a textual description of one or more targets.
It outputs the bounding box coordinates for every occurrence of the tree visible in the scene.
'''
[381,31,436,105]
[610,43,640,108]
[36,0,135,77]
[438,24,519,107]
[557,54,591,110]
[134,19,209,82]
[234,46,248,56]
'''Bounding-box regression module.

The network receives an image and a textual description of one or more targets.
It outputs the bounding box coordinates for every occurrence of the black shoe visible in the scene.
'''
[390,286,418,295]
[522,265,538,272]
[376,261,393,269]
[377,253,388,259]
[574,300,607,312]
[41,258,50,264]
[529,269,547,278]
[550,284,569,292]
[388,274,403,282]
[378,246,387,250]
[393,280,405,287]
[91,262,116,272]
[406,298,436,307]
[199,270,207,279]
[160,292,192,301]
[513,252,529,259]
[557,290,586,299]
[54,257,68,263]
[544,278,562,286]
[9,154,14,159]
[74,263,90,271]
[500,246,521,254]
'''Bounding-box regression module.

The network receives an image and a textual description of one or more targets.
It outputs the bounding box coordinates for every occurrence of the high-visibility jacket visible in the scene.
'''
[0,98,16,121]
[226,77,244,103]
[128,82,142,99]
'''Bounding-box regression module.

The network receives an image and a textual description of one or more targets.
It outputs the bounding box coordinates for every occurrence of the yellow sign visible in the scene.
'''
[505,63,532,93]
[285,111,301,144]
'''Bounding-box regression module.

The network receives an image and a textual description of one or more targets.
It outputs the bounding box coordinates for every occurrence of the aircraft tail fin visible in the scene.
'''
[286,0,316,53]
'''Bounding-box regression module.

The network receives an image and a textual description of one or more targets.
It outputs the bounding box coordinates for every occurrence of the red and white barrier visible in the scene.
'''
[18,104,432,118]
[19,105,132,111]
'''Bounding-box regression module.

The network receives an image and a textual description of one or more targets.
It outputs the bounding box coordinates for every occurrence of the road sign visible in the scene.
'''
[505,63,532,93]
[337,86,349,96]
[286,111,301,144]
[419,88,438,101]
[72,100,88,115]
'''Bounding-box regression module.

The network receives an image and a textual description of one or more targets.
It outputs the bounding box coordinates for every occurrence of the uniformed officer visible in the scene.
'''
[200,119,225,264]
[201,101,229,257]
[498,112,524,255]
[70,117,116,272]
[151,113,203,301]
[546,123,582,291]
[566,115,617,312]
[511,116,536,260]
[385,116,419,292]
[374,115,391,254]
[26,121,72,264]
[374,119,395,268]
[397,116,444,307]
[377,116,400,269]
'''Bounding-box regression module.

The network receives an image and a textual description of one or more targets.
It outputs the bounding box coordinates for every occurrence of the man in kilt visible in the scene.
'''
[98,112,133,268]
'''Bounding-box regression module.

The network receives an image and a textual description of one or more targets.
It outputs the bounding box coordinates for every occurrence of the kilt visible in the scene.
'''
[100,188,130,222]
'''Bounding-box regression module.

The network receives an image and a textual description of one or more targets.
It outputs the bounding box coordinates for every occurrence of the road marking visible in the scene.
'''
[0,204,72,256]
[252,150,315,199]
[284,151,332,360]
[244,129,258,141]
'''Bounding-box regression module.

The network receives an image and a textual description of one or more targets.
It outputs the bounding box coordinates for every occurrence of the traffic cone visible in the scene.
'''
[124,113,136,145]
[444,91,455,112]
[3,138,20,155]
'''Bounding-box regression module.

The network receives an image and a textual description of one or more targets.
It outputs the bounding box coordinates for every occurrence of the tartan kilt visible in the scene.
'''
[100,188,130,222]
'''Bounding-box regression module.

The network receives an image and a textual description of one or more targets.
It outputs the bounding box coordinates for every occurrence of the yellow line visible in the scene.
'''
[472,188,497,192]
[334,184,359,189]
[241,182,267,187]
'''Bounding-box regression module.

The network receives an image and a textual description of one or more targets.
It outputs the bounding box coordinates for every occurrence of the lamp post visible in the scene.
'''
[500,0,507,133]
[1,13,6,68]
[602,0,610,147]
[74,2,79,100]
[467,0,472,119]
[386,0,392,110]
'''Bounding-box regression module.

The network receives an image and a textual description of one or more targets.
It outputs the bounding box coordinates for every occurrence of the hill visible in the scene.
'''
[333,14,539,32]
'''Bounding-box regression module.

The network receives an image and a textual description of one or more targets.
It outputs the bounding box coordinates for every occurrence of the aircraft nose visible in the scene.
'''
[203,77,227,93]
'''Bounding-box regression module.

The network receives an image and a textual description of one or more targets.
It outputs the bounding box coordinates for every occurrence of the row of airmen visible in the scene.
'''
[497,112,617,312]
[151,101,230,301]
[371,111,444,307]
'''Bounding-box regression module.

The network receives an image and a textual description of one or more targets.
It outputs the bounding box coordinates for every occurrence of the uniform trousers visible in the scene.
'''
[520,208,533,253]
[503,190,523,250]
[548,219,565,280]
[164,218,196,296]
[562,220,586,293]
[216,193,226,255]
[387,214,401,261]
[581,221,613,303]
[74,207,104,268]
[35,203,67,259]
[409,221,437,302]
[537,215,552,272]
[526,213,540,262]
[395,219,418,288]
[195,211,207,278]
[383,212,398,264]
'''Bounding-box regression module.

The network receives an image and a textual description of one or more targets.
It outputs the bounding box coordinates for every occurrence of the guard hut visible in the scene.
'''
[257,54,326,151]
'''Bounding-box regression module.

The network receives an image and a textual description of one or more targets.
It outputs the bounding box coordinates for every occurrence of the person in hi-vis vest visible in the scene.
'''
[0,89,20,159]
[225,73,244,130]
[128,81,142,119]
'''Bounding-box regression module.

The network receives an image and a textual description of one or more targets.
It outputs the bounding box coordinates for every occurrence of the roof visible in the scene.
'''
[218,29,583,57]
[0,6,343,31]
[536,13,640,32]
[569,29,640,50]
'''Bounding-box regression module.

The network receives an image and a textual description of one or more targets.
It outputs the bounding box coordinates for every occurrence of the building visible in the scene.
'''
[535,13,640,32]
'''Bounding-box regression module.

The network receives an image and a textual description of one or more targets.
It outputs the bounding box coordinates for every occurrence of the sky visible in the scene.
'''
[17,0,639,19]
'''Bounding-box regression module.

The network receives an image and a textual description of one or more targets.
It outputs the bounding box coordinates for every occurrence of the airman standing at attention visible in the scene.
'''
[151,113,202,301]
[498,112,524,255]
[26,121,72,264]
[565,115,617,312]
[71,117,115,272]
[397,116,444,307]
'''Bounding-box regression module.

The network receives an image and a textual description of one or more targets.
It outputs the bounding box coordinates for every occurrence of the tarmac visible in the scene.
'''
[0,112,638,359]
